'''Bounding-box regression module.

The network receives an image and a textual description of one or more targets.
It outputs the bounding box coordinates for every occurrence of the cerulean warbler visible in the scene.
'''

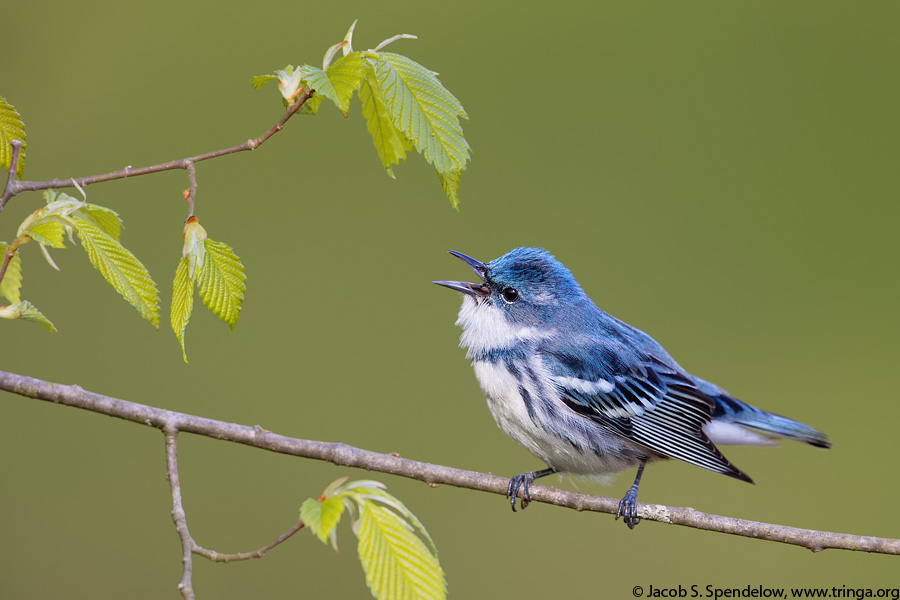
[434,247,830,528]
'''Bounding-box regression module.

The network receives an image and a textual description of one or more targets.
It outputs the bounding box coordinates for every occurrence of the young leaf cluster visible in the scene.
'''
[251,22,470,208]
[171,216,246,362]
[300,477,446,600]
[1,190,159,333]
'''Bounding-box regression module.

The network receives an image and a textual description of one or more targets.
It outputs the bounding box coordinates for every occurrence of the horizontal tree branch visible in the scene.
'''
[1,368,897,555]
[0,88,312,212]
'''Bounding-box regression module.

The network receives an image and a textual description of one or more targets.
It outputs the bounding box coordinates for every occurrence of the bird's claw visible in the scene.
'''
[506,473,532,512]
[615,485,641,529]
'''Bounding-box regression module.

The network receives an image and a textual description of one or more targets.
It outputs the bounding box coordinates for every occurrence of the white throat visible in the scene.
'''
[455,296,549,359]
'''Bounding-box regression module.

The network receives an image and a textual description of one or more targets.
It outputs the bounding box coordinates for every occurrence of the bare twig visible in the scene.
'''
[0,88,312,213]
[0,139,23,211]
[193,520,306,563]
[165,427,196,600]
[163,425,306,597]
[184,162,198,219]
[1,368,898,555]
[0,245,16,292]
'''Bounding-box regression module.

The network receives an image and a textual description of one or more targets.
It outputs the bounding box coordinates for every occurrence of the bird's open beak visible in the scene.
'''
[432,251,490,297]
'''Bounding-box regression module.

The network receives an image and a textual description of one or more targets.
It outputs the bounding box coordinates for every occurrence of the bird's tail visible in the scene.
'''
[707,394,831,449]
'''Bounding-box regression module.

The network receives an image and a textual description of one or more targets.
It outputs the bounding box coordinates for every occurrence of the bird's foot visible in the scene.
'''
[615,485,641,529]
[506,468,555,512]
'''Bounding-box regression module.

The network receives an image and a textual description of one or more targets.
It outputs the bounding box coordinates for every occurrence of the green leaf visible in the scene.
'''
[0,300,56,333]
[360,71,412,178]
[197,239,245,330]
[437,170,460,210]
[301,52,367,115]
[77,204,122,241]
[250,74,278,90]
[373,53,469,177]
[0,96,26,177]
[72,217,160,327]
[300,496,346,549]
[171,256,193,362]
[356,502,446,600]
[342,484,438,556]
[0,243,22,304]
[25,220,66,248]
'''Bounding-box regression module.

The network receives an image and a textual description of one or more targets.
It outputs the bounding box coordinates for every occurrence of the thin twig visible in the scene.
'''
[0,139,23,211]
[1,369,897,555]
[193,520,306,563]
[184,162,198,219]
[164,427,196,600]
[0,88,312,213]
[0,246,16,293]
[163,425,306,596]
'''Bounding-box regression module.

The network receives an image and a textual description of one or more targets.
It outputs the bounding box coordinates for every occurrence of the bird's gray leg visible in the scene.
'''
[616,461,646,529]
[507,468,556,511]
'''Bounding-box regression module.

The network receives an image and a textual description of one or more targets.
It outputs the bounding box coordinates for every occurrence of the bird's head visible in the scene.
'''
[434,247,587,354]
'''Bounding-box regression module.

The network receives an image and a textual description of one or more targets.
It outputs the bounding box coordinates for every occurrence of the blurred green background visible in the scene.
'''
[3,0,898,597]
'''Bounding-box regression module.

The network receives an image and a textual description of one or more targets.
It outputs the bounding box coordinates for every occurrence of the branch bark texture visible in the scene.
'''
[1,369,897,556]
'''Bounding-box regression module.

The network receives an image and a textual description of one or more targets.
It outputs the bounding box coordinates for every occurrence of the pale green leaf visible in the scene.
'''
[373,53,469,177]
[356,503,446,600]
[77,204,122,241]
[437,170,460,210]
[0,300,56,333]
[38,243,60,271]
[40,190,84,220]
[0,243,22,304]
[25,220,66,248]
[171,256,193,363]
[360,71,412,178]
[0,96,26,177]
[250,74,278,90]
[301,52,367,114]
[301,496,346,549]
[72,217,160,327]
[197,239,245,330]
[346,486,438,556]
[182,218,207,279]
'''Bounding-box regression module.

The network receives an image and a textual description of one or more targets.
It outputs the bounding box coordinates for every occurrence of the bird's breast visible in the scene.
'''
[470,357,643,480]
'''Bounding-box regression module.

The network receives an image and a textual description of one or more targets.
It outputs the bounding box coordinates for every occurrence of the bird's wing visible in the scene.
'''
[545,343,752,481]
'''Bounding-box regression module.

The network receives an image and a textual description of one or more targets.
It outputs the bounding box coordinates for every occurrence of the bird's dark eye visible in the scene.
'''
[501,287,519,303]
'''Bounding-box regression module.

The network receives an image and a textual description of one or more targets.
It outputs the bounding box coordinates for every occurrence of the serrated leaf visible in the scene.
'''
[73,217,159,327]
[356,503,446,600]
[301,496,346,549]
[437,170,460,210]
[250,74,278,90]
[171,256,193,362]
[301,52,367,114]
[374,53,469,177]
[77,204,122,241]
[0,300,56,333]
[360,71,412,178]
[0,96,26,177]
[0,243,22,304]
[346,486,438,556]
[25,220,66,248]
[197,239,245,330]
